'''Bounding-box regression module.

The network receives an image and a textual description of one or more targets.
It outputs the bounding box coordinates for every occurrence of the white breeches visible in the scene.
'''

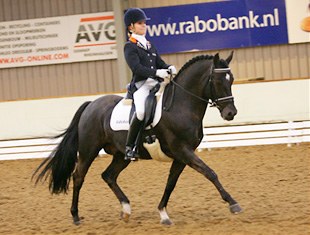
[133,78,159,121]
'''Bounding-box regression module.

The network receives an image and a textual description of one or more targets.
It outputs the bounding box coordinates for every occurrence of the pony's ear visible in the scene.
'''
[226,51,234,65]
[213,53,220,67]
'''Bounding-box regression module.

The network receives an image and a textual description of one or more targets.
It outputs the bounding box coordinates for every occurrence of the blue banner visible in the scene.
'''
[143,0,288,54]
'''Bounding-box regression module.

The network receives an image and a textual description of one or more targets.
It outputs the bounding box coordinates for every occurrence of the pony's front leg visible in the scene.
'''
[101,153,132,222]
[158,160,186,225]
[180,147,242,214]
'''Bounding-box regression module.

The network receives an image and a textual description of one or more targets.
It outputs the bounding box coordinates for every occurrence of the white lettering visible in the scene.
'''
[146,8,281,37]
[228,17,239,30]
[249,11,260,28]
[184,21,195,34]
[194,16,206,33]
[206,19,217,32]
[217,14,229,31]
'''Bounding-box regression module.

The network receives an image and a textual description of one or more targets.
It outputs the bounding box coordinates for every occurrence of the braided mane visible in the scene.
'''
[176,55,214,77]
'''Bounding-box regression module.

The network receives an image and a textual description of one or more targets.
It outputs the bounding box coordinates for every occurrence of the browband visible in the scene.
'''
[213,68,231,73]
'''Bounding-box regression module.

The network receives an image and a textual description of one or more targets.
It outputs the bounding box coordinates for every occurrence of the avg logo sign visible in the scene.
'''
[75,15,116,48]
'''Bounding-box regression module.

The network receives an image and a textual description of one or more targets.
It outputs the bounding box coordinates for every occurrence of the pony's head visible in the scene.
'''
[209,52,237,121]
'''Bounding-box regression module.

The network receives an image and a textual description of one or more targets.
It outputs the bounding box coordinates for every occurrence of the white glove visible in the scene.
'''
[156,69,170,79]
[168,65,177,75]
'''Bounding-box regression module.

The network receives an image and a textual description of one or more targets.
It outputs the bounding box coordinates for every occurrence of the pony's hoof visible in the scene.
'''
[72,215,84,225]
[120,211,130,222]
[229,203,243,214]
[73,220,81,225]
[73,218,81,225]
[160,219,173,226]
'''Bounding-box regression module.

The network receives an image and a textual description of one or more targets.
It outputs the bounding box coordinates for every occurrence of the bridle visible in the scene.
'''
[209,68,234,108]
[169,67,234,108]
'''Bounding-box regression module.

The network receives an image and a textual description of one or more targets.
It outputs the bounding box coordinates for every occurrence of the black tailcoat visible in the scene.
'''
[124,37,170,84]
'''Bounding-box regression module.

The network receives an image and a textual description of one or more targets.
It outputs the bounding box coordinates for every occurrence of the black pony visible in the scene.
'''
[33,52,242,225]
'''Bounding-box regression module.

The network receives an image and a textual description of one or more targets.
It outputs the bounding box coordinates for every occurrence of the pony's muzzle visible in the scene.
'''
[221,105,237,121]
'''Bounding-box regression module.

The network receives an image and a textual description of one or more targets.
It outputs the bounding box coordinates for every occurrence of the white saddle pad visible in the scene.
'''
[110,84,166,131]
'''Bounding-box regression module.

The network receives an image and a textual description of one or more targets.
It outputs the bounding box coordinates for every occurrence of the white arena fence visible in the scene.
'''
[0,120,309,161]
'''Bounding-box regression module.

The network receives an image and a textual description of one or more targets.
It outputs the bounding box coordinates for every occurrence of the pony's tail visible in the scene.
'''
[32,101,91,194]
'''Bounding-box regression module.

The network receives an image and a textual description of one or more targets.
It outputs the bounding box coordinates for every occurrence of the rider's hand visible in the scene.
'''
[168,65,177,75]
[156,69,170,79]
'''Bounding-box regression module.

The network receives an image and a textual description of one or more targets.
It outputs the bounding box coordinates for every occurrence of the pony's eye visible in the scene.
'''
[225,73,230,81]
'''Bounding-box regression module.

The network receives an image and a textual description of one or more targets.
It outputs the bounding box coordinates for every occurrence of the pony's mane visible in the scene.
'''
[176,55,214,77]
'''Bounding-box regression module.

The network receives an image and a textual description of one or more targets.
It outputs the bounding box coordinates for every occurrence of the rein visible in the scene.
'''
[171,79,210,103]
[165,67,234,110]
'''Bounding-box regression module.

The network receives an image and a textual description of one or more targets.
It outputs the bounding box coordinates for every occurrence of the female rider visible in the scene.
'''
[123,8,177,161]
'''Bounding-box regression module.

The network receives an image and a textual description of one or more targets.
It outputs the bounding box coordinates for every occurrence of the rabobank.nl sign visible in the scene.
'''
[143,0,288,54]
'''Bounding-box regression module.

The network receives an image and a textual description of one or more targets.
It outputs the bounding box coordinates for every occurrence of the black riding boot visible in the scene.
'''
[125,115,143,161]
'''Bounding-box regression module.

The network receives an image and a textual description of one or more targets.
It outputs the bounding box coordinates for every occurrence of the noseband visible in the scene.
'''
[170,67,234,108]
[209,68,234,108]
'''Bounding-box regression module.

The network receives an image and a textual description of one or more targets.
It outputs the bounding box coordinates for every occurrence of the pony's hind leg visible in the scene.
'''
[71,150,98,225]
[101,152,131,222]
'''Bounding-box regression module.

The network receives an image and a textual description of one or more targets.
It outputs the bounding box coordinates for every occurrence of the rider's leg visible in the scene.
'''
[125,114,143,160]
[124,79,158,161]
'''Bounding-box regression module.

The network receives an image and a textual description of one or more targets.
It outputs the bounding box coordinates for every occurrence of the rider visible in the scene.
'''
[123,8,177,161]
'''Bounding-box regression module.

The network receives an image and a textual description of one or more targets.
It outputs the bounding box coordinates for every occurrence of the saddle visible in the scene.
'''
[110,82,165,131]
[110,82,172,162]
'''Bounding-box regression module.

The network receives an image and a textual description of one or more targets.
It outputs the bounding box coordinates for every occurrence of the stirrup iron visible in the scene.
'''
[125,146,138,161]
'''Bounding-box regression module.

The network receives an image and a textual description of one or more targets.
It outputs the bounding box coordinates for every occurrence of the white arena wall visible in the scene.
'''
[203,79,309,126]
[0,79,309,141]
